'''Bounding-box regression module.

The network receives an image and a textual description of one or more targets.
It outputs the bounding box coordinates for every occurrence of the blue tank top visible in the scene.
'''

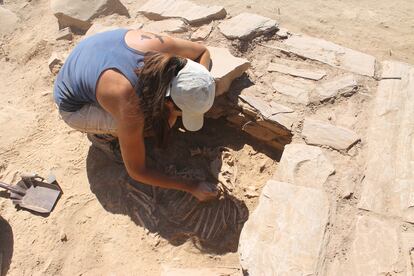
[54,28,145,112]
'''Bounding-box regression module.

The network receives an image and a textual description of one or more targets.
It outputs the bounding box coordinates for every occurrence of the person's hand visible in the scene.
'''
[191,181,218,202]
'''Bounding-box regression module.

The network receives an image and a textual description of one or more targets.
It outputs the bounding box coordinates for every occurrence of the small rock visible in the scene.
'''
[55,27,72,41]
[276,27,289,38]
[143,19,188,34]
[48,52,63,75]
[50,0,129,33]
[302,118,360,150]
[60,231,67,242]
[190,24,213,41]
[138,0,226,25]
[208,46,250,96]
[0,7,18,35]
[219,12,278,40]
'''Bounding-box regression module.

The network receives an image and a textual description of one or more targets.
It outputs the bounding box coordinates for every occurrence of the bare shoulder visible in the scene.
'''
[96,69,142,123]
[125,29,175,53]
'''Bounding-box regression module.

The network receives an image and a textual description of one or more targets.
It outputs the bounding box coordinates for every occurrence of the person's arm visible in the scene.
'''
[95,72,217,201]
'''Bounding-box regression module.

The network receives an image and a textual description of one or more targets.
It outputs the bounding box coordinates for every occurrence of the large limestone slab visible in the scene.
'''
[142,19,188,34]
[239,180,329,276]
[314,74,358,101]
[219,13,278,40]
[0,7,18,35]
[302,119,360,150]
[327,215,400,276]
[275,143,335,188]
[51,0,129,33]
[138,0,226,25]
[272,77,313,105]
[239,90,296,131]
[358,61,414,222]
[282,34,376,77]
[208,46,250,96]
[268,60,326,80]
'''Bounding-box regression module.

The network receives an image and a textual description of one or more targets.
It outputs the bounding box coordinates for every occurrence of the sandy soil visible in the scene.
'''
[0,0,413,275]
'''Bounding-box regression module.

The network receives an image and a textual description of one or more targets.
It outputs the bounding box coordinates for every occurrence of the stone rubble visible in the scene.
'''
[302,118,360,150]
[51,0,129,33]
[282,34,376,76]
[239,180,329,276]
[268,59,327,80]
[138,0,226,25]
[358,61,414,222]
[218,12,278,40]
[0,7,18,35]
[208,46,250,96]
[142,19,188,34]
[275,143,335,189]
[55,27,73,41]
[314,74,358,102]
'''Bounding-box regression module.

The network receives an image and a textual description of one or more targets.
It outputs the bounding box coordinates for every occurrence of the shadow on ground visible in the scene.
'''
[0,216,13,276]
[86,116,281,254]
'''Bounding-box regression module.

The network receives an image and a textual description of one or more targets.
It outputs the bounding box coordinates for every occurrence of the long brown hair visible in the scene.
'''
[135,52,187,147]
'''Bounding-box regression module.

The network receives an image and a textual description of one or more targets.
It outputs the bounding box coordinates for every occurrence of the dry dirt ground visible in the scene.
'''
[0,0,413,275]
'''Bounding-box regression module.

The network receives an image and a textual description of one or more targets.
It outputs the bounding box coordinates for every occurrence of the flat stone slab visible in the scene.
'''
[275,143,335,188]
[191,24,213,41]
[327,215,400,275]
[138,0,226,25]
[208,46,250,96]
[272,76,313,105]
[51,0,129,33]
[55,27,73,41]
[239,90,296,131]
[314,74,358,101]
[239,180,329,276]
[358,61,414,222]
[142,19,188,34]
[268,60,327,80]
[0,7,18,35]
[302,118,360,150]
[282,34,376,77]
[219,12,278,40]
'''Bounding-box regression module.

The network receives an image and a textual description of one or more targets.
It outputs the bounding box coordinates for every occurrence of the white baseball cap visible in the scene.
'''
[167,59,215,131]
